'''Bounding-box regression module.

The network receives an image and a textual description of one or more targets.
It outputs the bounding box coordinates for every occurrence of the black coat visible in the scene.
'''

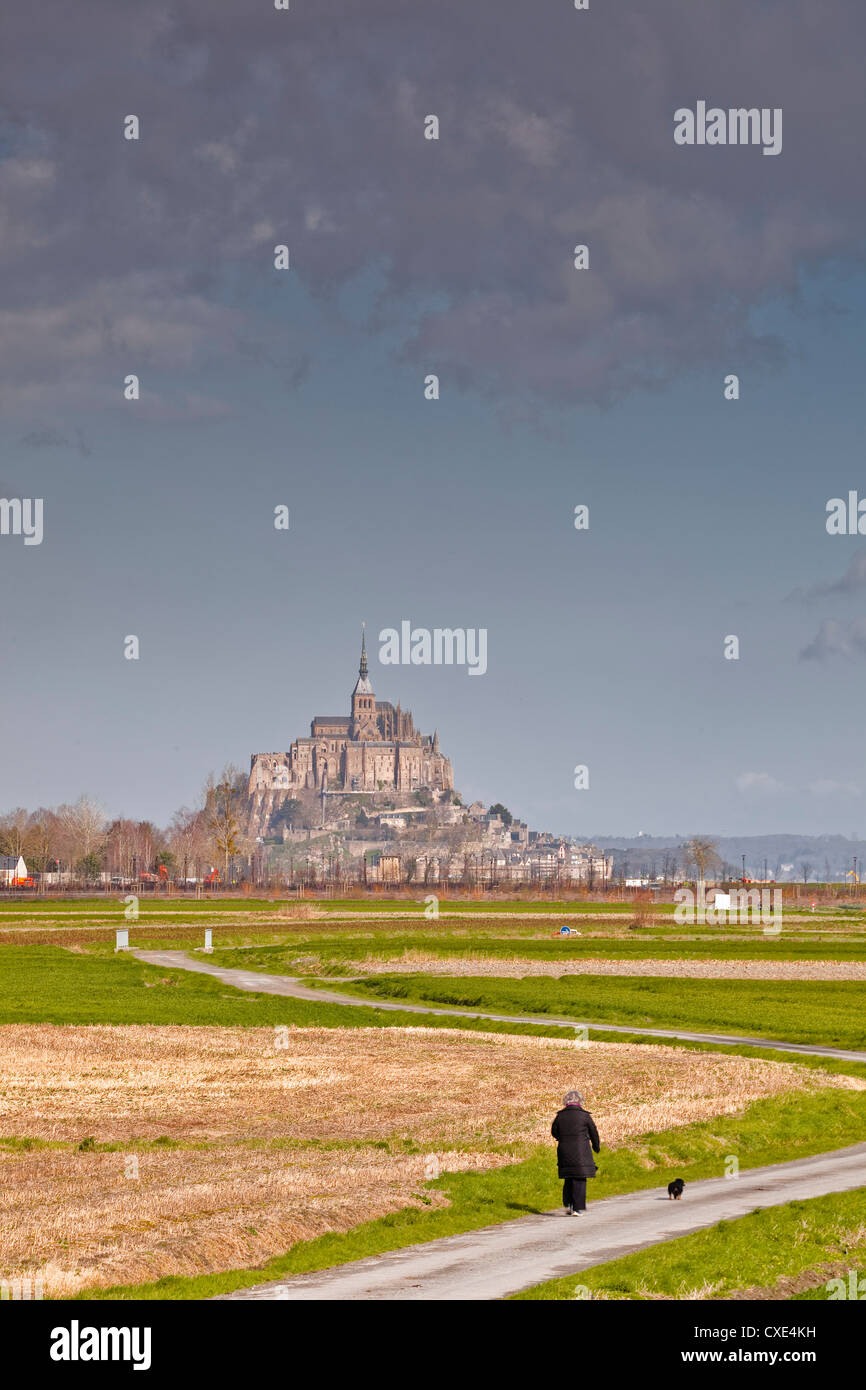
[551,1106,600,1178]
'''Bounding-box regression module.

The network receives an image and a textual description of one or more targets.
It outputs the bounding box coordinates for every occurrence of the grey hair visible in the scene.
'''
[563,1090,584,1106]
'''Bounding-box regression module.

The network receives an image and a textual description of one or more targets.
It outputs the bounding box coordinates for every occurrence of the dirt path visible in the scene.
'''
[213,1143,866,1301]
[131,950,866,1063]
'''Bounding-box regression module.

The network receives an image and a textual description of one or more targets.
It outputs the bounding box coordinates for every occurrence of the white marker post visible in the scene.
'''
[204,929,213,953]
[115,929,129,951]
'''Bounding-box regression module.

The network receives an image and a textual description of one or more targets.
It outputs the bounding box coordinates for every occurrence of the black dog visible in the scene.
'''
[668,1179,685,1200]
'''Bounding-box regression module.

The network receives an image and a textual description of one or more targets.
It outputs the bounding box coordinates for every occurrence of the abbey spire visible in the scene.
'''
[351,624,377,739]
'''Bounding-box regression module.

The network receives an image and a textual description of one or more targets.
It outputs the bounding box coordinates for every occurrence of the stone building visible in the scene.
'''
[248,634,453,824]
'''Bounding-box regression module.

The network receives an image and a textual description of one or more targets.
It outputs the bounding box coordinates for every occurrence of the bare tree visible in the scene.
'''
[0,807,31,859]
[168,806,209,882]
[103,818,137,879]
[683,836,720,887]
[57,797,106,876]
[25,808,62,873]
[102,818,167,880]
[204,766,250,881]
[800,861,814,885]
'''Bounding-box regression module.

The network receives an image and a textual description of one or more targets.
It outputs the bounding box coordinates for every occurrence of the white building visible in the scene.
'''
[0,854,28,885]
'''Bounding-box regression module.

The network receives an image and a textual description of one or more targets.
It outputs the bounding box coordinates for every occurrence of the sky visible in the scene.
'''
[1,0,865,838]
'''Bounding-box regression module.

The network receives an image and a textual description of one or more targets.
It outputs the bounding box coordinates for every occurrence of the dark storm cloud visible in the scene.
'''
[3,0,865,411]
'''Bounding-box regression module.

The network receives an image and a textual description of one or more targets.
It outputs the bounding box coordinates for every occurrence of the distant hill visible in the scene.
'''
[583,833,865,883]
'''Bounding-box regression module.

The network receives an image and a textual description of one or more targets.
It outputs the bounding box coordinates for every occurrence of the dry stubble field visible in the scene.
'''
[325,951,866,981]
[2,1022,863,1296]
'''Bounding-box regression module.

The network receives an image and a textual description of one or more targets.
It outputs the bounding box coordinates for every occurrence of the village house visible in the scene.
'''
[0,854,28,885]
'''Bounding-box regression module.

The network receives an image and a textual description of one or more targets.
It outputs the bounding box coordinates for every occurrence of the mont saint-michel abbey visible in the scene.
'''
[248,634,454,816]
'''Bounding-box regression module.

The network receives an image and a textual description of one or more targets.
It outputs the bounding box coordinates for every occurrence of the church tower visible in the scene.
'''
[350,627,378,740]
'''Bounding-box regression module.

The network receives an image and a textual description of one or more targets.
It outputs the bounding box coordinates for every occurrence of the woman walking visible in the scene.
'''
[551,1089,601,1215]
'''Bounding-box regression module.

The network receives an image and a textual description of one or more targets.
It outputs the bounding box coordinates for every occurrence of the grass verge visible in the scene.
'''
[509,1188,866,1300]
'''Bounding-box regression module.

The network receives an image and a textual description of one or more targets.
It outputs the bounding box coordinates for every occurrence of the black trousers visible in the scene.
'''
[562,1177,587,1210]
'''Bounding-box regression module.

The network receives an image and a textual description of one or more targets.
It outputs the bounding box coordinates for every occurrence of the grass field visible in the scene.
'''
[1,892,863,914]
[2,895,865,1301]
[63,1086,866,1301]
[207,945,866,982]
[1,895,865,942]
[323,954,866,981]
[206,931,866,969]
[317,972,866,1049]
[0,944,702,1041]
[7,1022,858,1297]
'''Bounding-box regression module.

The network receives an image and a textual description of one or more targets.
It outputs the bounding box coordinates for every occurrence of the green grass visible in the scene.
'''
[0,1132,444,1157]
[73,927,866,961]
[3,893,863,926]
[6,944,866,1081]
[0,945,625,1042]
[509,1188,866,1300]
[207,932,866,969]
[6,906,866,1304]
[318,899,643,915]
[5,936,865,1302]
[70,1086,866,1300]
[0,897,640,917]
[320,972,866,1050]
[0,897,290,915]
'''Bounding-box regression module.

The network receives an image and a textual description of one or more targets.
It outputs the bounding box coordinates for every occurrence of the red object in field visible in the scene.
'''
[158,864,168,879]
[205,870,220,884]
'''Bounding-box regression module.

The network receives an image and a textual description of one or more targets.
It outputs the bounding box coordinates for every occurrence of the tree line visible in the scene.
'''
[0,766,251,884]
